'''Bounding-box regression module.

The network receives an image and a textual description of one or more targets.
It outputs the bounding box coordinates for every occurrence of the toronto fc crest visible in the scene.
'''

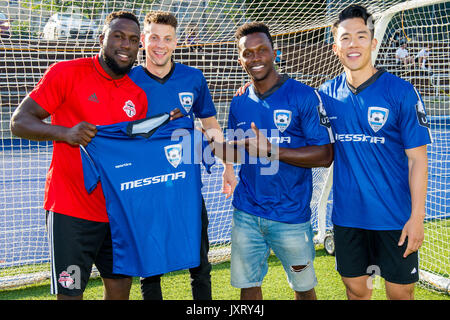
[123,100,137,118]
[58,271,75,289]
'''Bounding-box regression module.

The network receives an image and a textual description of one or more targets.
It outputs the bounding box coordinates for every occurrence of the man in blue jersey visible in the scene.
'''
[319,5,431,300]
[226,22,334,300]
[129,10,237,300]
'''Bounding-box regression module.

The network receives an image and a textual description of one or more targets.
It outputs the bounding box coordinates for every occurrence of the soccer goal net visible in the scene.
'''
[0,0,448,294]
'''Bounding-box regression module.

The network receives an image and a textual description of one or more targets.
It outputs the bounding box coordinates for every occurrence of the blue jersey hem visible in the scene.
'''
[332,221,404,231]
[233,204,311,225]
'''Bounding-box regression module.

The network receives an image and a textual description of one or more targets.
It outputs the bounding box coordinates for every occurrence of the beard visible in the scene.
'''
[102,51,135,76]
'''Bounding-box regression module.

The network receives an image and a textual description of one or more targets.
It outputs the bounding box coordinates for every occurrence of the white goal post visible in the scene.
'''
[0,0,448,294]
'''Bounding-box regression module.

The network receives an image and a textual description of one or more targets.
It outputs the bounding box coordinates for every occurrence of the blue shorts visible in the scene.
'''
[230,209,317,292]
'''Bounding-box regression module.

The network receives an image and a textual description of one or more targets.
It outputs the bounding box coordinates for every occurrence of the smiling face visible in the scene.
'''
[237,32,277,83]
[142,22,177,74]
[332,17,377,75]
[99,18,140,79]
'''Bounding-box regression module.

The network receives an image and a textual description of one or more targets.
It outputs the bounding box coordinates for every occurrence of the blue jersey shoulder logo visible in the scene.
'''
[164,144,182,168]
[317,103,331,128]
[368,106,389,132]
[273,109,292,133]
[412,87,429,128]
[179,92,194,113]
[415,99,429,128]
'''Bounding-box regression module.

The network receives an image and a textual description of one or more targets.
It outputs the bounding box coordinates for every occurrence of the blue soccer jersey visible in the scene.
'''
[228,76,334,224]
[128,63,217,120]
[80,115,215,277]
[319,70,432,230]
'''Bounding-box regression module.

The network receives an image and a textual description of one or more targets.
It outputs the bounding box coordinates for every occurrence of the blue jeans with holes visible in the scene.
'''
[230,209,317,292]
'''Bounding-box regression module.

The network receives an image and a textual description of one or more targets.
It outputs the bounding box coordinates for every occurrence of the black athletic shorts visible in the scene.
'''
[333,224,419,284]
[46,211,130,296]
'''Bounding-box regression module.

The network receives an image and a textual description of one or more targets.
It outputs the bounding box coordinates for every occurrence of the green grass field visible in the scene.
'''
[0,247,448,300]
[420,219,450,277]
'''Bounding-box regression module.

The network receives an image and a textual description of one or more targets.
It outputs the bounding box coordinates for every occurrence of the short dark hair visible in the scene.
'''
[144,10,178,30]
[235,22,274,51]
[331,4,374,39]
[102,10,140,33]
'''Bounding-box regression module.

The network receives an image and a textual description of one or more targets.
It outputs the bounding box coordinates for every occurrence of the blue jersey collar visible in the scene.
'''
[346,68,386,95]
[252,73,290,100]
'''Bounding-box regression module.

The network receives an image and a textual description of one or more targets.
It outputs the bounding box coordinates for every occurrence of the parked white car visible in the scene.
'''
[0,12,11,38]
[43,13,97,40]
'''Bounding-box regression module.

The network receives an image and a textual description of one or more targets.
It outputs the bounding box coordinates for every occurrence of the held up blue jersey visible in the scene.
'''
[128,63,217,120]
[228,76,334,224]
[319,70,432,230]
[80,115,215,277]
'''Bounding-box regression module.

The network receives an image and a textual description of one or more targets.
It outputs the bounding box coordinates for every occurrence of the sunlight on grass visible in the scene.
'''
[1,247,447,300]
